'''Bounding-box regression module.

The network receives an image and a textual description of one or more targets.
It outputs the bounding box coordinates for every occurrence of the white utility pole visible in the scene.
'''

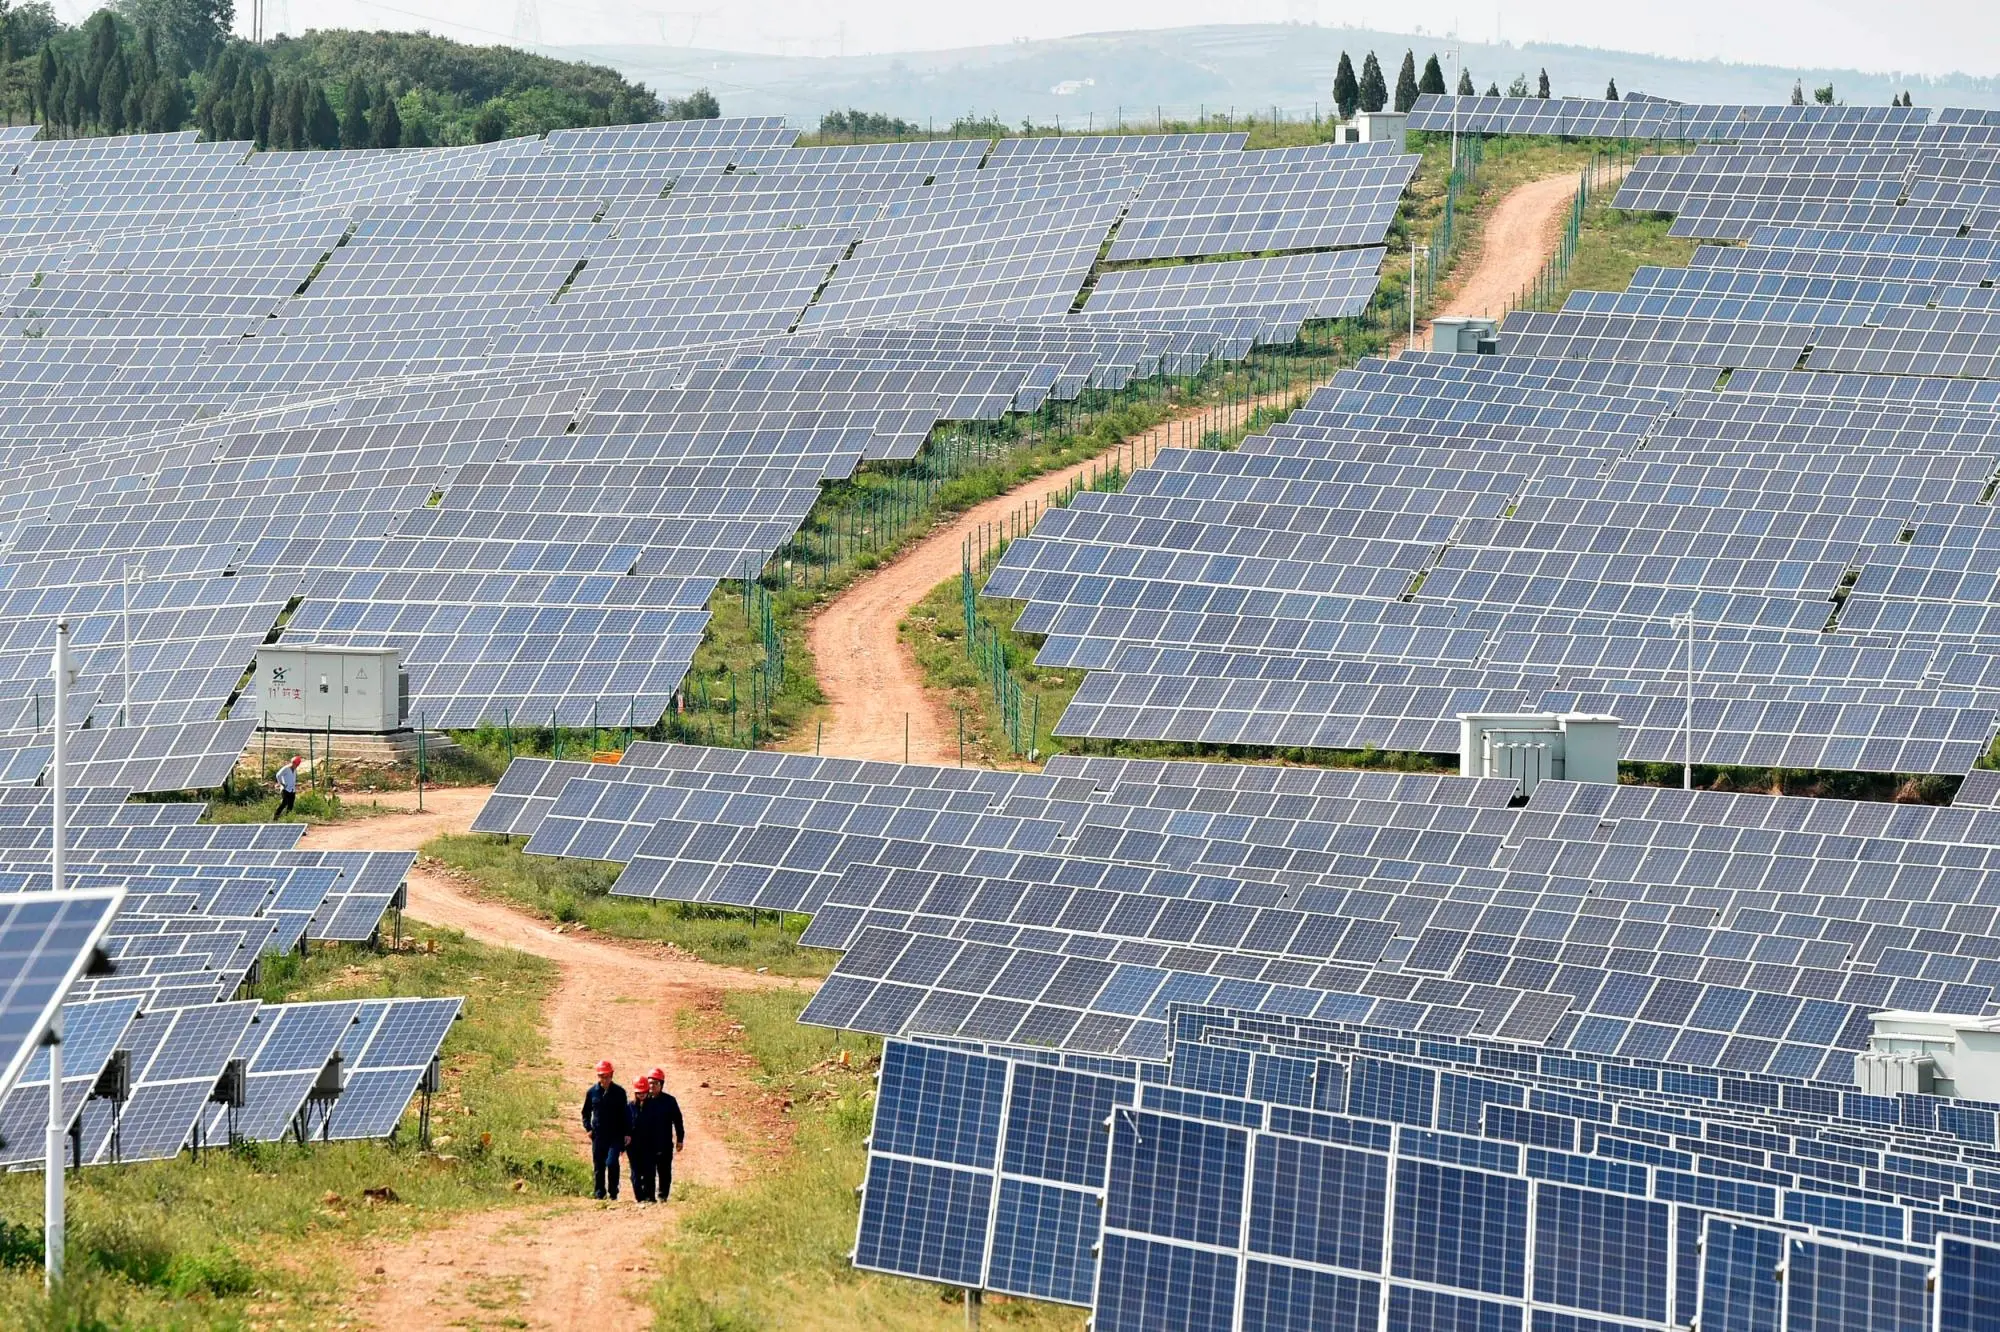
[1448,44,1462,170]
[1409,244,1428,345]
[45,618,71,1288]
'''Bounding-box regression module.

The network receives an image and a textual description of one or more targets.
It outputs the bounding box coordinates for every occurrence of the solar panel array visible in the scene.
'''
[0,119,1409,794]
[471,97,2000,1327]
[0,783,447,1166]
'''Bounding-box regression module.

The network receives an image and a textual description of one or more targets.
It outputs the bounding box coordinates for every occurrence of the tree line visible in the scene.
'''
[1333,49,1633,116]
[4,2,721,147]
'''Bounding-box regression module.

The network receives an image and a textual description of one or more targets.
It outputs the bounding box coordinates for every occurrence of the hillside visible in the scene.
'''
[8,5,716,145]
[563,23,2000,126]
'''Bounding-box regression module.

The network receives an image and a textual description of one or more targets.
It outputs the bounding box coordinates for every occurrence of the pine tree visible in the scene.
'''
[306,83,340,149]
[35,47,56,126]
[1791,80,1805,106]
[1537,68,1551,99]
[1394,51,1419,113]
[145,75,186,134]
[1359,52,1388,114]
[1486,81,1500,97]
[1457,69,1475,96]
[1507,73,1530,97]
[1813,83,1834,105]
[97,55,127,134]
[1606,78,1619,100]
[230,62,254,140]
[253,68,274,146]
[338,80,370,148]
[1419,54,1446,97]
[1333,52,1359,119]
[373,91,401,149]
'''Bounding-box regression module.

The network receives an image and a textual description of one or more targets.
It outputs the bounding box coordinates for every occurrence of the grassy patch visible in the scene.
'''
[422,834,836,978]
[0,925,567,1330]
[901,576,1083,765]
[650,989,1077,1331]
[1555,206,1697,309]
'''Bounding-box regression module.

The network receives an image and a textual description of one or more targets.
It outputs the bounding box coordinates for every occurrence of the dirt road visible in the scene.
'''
[324,792,806,1330]
[801,167,1601,767]
[1413,164,1626,341]
[800,390,1309,763]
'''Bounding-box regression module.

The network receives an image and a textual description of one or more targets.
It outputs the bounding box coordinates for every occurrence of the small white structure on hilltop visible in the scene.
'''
[1459,712,1621,798]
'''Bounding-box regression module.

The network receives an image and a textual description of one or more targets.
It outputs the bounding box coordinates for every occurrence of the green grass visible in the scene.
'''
[0,925,567,1331]
[1554,206,1697,310]
[649,990,1078,1331]
[422,834,837,978]
[901,577,1084,766]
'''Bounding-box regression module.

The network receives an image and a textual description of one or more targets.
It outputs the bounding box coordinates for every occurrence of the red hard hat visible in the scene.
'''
[290,755,303,766]
[634,1076,650,1091]
[595,1060,613,1076]
[649,1067,665,1084]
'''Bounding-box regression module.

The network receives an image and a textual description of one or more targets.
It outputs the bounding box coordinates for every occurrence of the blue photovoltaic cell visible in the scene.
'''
[1386,1283,1524,1332]
[1249,1134,1386,1271]
[1701,1220,1784,1332]
[1241,1260,1380,1332]
[1783,1237,1929,1332]
[1939,1235,2000,1332]
[1105,1108,1247,1247]
[1531,1184,1670,1322]
[1391,1160,1528,1296]
[1001,1062,1131,1185]
[0,890,123,1103]
[870,1041,1007,1168]
[985,1177,1099,1306]
[854,1155,992,1287]
[1349,1057,1435,1127]
[1095,1232,1237,1332]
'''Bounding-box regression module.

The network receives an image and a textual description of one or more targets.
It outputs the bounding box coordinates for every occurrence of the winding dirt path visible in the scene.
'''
[802,167,1601,767]
[315,792,808,1330]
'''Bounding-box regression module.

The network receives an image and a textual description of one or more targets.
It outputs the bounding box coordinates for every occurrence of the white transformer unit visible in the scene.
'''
[1431,316,1500,354]
[1459,712,1621,798]
[257,645,407,733]
[1861,1011,2000,1101]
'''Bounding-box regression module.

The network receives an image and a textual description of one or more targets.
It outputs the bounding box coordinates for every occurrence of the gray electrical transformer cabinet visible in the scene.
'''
[257,645,406,733]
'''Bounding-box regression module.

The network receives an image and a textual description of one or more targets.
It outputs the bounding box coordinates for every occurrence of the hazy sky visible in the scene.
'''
[128,0,2000,78]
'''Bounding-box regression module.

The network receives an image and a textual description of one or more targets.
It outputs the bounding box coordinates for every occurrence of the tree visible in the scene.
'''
[143,72,185,132]
[35,46,55,123]
[471,98,508,142]
[1457,69,1475,96]
[1485,81,1500,97]
[1394,51,1419,113]
[372,88,401,148]
[1419,53,1446,97]
[1333,51,1358,118]
[1606,78,1619,100]
[664,87,718,119]
[305,81,339,148]
[115,0,233,73]
[251,66,273,145]
[338,79,369,147]
[1537,68,1551,99]
[1507,73,1530,97]
[1814,83,1834,105]
[1358,52,1387,113]
[1790,80,1805,106]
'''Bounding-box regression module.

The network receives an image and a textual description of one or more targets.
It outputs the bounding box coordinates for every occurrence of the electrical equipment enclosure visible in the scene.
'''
[258,645,405,733]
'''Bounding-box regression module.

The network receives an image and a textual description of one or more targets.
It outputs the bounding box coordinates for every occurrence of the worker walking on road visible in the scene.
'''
[627,1075,656,1202]
[631,1065,686,1203]
[581,1059,630,1200]
[274,755,302,818]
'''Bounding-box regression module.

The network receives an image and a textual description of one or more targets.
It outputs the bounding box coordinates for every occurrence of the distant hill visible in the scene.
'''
[559,24,2000,128]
